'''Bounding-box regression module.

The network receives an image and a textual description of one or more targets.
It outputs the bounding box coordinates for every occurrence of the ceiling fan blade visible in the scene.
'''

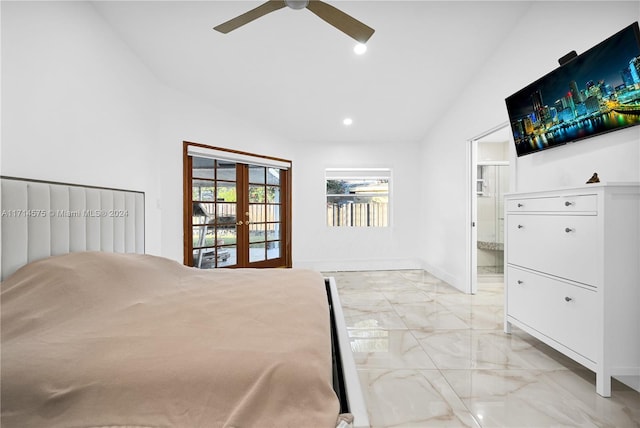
[214,0,287,34]
[306,1,374,43]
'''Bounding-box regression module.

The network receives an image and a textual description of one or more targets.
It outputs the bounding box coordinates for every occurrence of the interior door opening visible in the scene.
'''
[467,124,511,294]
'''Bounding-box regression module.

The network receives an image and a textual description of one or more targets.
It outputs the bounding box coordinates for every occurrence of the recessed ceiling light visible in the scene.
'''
[353,43,367,55]
[343,118,353,126]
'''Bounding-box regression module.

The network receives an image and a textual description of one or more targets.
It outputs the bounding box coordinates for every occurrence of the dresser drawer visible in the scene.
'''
[506,194,597,213]
[506,214,599,286]
[506,266,598,361]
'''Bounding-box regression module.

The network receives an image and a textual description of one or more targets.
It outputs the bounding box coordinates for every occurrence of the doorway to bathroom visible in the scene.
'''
[476,162,508,278]
[467,123,512,294]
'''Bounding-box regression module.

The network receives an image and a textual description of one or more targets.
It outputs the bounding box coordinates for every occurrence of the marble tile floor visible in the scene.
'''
[323,270,640,428]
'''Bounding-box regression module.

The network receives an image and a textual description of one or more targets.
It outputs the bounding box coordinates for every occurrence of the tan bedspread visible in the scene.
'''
[1,252,340,428]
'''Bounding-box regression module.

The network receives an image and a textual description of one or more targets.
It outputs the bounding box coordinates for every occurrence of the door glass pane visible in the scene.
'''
[216,161,236,181]
[267,241,281,260]
[249,223,266,243]
[249,166,266,184]
[266,186,280,203]
[266,204,280,222]
[192,247,216,268]
[216,203,236,226]
[192,157,215,179]
[193,226,217,248]
[266,224,280,241]
[193,202,215,225]
[248,203,265,223]
[267,168,280,185]
[216,182,236,203]
[192,225,212,249]
[217,245,236,267]
[249,185,265,203]
[193,180,215,201]
[250,242,266,262]
[217,224,237,246]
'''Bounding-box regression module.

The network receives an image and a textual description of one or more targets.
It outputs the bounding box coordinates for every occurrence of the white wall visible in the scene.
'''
[419,1,640,291]
[291,140,423,271]
[0,1,294,261]
[1,1,163,253]
[152,86,297,263]
[4,1,638,275]
[1,1,422,270]
[508,2,640,191]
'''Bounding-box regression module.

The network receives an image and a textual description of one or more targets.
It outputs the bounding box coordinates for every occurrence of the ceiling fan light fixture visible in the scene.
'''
[285,0,309,10]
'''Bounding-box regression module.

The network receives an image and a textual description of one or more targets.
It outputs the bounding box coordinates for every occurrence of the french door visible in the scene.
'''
[183,142,292,268]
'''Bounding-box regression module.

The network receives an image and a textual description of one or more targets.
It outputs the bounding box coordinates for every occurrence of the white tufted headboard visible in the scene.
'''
[1,176,145,281]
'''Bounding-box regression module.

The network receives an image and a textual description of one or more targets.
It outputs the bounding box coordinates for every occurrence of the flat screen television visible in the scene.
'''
[505,22,640,157]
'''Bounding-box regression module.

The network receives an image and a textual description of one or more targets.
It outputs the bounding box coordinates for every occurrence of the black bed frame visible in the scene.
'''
[325,278,349,414]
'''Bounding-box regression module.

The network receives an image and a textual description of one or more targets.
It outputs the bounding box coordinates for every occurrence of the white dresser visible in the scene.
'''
[504,183,640,397]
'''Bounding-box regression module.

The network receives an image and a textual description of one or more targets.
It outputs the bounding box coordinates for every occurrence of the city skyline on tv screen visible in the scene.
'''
[506,22,640,156]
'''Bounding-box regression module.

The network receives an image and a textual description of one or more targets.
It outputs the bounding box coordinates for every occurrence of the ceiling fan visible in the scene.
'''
[214,0,375,44]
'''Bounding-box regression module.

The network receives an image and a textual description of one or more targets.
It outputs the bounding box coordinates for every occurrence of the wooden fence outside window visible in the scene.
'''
[327,202,388,227]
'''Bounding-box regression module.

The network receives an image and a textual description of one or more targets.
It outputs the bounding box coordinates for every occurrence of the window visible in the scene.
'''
[326,168,390,227]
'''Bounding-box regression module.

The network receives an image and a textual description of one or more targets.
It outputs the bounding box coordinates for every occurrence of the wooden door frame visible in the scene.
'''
[183,147,193,266]
[183,141,292,268]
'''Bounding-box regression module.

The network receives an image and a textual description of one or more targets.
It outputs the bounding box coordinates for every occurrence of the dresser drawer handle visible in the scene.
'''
[564,201,574,207]
[517,280,524,285]
[517,225,524,229]
[565,227,573,233]
[517,203,524,207]
[564,296,573,302]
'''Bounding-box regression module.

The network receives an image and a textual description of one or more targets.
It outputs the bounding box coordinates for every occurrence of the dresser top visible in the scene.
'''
[506,182,640,198]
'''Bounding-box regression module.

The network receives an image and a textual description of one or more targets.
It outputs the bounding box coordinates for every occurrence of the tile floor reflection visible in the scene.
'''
[323,270,640,428]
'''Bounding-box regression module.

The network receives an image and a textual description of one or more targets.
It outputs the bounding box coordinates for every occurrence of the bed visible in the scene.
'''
[0,176,369,428]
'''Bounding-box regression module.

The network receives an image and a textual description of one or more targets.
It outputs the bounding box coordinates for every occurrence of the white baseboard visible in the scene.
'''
[294,258,467,293]
[417,260,465,293]
[614,375,640,392]
[294,258,423,272]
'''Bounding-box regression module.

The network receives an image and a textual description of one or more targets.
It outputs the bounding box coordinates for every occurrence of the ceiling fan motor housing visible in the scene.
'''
[285,0,309,10]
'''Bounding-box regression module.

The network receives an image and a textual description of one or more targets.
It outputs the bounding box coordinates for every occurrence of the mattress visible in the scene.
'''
[1,252,341,427]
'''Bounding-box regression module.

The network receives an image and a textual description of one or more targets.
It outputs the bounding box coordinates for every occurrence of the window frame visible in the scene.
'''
[325,168,392,228]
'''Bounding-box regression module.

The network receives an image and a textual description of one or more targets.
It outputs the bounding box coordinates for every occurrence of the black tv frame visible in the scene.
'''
[505,22,640,157]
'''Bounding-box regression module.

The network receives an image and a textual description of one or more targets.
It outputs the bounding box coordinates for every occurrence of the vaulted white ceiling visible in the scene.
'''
[92,1,533,144]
